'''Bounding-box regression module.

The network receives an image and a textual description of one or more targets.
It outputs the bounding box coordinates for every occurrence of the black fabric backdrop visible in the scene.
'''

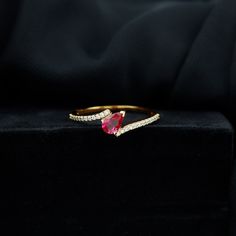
[0,0,236,235]
[0,0,236,116]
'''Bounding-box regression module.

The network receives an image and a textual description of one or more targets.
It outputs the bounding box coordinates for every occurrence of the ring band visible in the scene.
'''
[69,105,160,137]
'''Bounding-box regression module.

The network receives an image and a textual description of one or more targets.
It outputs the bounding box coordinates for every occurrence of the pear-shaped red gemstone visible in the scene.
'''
[102,112,124,134]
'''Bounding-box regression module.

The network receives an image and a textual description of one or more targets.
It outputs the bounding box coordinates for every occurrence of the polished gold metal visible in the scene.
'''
[69,105,160,137]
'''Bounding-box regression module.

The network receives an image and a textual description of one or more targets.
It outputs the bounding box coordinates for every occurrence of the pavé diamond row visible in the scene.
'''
[69,109,112,122]
[115,113,160,137]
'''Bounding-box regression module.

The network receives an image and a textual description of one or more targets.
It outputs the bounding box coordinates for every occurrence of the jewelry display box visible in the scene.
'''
[0,109,233,236]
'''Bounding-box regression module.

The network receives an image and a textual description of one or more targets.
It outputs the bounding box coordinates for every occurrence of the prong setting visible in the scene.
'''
[120,111,126,117]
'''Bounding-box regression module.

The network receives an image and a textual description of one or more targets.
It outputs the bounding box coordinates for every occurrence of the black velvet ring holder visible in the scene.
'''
[0,109,233,236]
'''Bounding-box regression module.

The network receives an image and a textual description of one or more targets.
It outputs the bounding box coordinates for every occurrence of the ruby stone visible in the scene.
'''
[102,112,124,134]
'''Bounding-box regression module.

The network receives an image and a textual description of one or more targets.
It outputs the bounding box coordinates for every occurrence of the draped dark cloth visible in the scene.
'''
[0,0,235,235]
[0,0,236,116]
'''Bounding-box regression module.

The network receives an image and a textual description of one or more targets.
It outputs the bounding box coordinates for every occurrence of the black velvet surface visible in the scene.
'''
[0,110,233,235]
[230,159,236,236]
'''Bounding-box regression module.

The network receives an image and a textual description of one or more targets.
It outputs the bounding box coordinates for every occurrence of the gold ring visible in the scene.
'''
[69,105,160,137]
